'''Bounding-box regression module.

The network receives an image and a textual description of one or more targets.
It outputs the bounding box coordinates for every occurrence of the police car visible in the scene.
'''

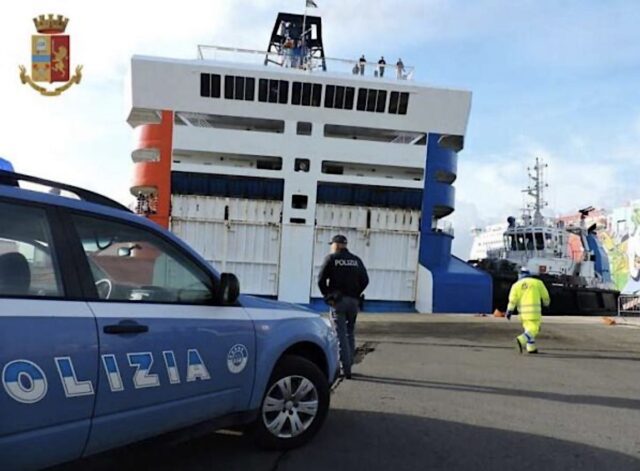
[0,165,339,470]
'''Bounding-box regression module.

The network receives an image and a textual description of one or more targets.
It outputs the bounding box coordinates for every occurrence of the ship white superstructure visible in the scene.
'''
[126,12,491,312]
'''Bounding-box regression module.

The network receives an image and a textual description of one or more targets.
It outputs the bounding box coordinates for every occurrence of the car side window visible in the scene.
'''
[71,214,216,304]
[0,201,63,298]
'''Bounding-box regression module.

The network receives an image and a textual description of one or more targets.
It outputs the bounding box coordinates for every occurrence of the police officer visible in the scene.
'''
[318,235,369,378]
[506,268,551,354]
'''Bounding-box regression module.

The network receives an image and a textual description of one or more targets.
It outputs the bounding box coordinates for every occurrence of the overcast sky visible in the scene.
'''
[2,0,639,257]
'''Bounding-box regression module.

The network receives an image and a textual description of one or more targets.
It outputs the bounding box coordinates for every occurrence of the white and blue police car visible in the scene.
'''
[0,167,339,470]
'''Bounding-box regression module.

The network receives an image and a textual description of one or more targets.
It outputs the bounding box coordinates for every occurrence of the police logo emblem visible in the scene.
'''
[227,344,249,374]
[18,14,83,96]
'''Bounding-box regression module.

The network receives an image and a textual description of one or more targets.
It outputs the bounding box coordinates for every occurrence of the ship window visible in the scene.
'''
[292,82,302,105]
[224,75,254,101]
[259,79,289,104]
[312,84,322,106]
[297,122,312,136]
[234,76,244,100]
[269,80,279,103]
[398,92,409,114]
[211,74,221,98]
[345,87,355,109]
[525,233,534,251]
[335,86,345,109]
[389,91,399,113]
[200,74,210,97]
[279,80,289,104]
[200,73,221,98]
[245,77,255,100]
[326,85,351,109]
[357,88,367,110]
[224,75,234,99]
[259,79,268,102]
[295,158,310,172]
[293,82,321,107]
[376,90,387,113]
[366,90,377,111]
[358,88,387,113]
[301,83,312,105]
[535,233,545,250]
[325,85,335,108]
[292,195,308,209]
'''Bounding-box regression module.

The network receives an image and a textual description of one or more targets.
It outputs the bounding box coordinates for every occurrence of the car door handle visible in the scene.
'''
[103,321,149,335]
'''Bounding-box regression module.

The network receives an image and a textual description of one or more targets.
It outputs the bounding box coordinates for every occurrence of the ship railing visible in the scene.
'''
[391,133,424,144]
[618,294,640,318]
[197,45,415,81]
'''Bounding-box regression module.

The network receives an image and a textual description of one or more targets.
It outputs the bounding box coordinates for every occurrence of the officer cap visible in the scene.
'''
[330,234,348,245]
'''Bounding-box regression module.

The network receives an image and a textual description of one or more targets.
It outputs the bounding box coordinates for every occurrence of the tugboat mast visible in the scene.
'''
[523,157,548,226]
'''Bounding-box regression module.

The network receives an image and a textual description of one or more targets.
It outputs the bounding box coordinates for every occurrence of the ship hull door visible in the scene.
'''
[171,195,282,296]
[311,204,420,302]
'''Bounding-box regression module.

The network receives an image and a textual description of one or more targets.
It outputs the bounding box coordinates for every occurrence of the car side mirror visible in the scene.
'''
[218,272,240,305]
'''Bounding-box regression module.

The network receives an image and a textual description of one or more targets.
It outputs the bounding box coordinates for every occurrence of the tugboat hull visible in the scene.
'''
[490,271,619,315]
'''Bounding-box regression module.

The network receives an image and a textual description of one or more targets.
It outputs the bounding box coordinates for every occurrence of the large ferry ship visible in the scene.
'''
[125,12,491,313]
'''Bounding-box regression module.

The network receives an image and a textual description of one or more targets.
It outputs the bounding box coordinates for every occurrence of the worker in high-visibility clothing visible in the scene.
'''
[506,268,550,354]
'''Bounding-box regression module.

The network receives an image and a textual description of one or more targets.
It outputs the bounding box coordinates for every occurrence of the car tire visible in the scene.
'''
[252,354,330,450]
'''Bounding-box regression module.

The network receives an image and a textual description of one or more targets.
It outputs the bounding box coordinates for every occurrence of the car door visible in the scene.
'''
[0,200,98,471]
[63,210,256,455]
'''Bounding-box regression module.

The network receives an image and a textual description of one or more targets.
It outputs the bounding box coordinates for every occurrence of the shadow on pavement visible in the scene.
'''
[352,374,640,411]
[360,338,640,358]
[51,409,640,471]
[540,352,640,362]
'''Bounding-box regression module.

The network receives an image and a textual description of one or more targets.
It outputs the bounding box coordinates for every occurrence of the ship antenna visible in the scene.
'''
[522,157,548,226]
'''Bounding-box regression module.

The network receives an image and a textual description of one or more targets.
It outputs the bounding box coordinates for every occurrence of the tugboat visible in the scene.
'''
[470,158,619,315]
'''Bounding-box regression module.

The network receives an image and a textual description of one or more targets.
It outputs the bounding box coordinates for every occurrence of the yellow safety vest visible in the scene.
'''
[507,277,551,320]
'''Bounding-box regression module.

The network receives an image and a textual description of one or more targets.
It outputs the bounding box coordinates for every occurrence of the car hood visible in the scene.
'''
[238,294,316,314]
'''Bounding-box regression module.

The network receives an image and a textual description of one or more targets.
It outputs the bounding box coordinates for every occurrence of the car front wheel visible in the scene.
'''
[252,355,330,450]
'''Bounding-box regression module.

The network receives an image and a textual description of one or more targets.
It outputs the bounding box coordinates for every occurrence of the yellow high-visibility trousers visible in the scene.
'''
[517,317,541,353]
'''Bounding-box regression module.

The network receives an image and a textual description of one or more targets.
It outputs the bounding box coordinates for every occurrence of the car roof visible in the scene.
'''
[0,184,220,277]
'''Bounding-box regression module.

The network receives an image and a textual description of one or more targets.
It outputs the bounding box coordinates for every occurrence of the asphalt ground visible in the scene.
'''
[52,315,640,471]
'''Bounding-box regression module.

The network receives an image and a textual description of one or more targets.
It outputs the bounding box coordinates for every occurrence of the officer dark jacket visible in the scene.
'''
[318,249,369,301]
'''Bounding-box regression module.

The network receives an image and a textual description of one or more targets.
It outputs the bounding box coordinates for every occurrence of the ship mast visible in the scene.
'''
[523,157,548,226]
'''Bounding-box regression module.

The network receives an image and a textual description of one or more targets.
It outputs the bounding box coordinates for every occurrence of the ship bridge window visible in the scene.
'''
[259,79,289,104]
[200,73,221,98]
[223,75,255,101]
[325,85,355,110]
[356,88,387,113]
[535,232,545,250]
[508,234,526,251]
[389,91,410,115]
[292,82,322,106]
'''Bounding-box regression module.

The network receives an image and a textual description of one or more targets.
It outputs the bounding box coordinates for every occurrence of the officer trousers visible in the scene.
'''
[517,316,541,352]
[333,296,359,374]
